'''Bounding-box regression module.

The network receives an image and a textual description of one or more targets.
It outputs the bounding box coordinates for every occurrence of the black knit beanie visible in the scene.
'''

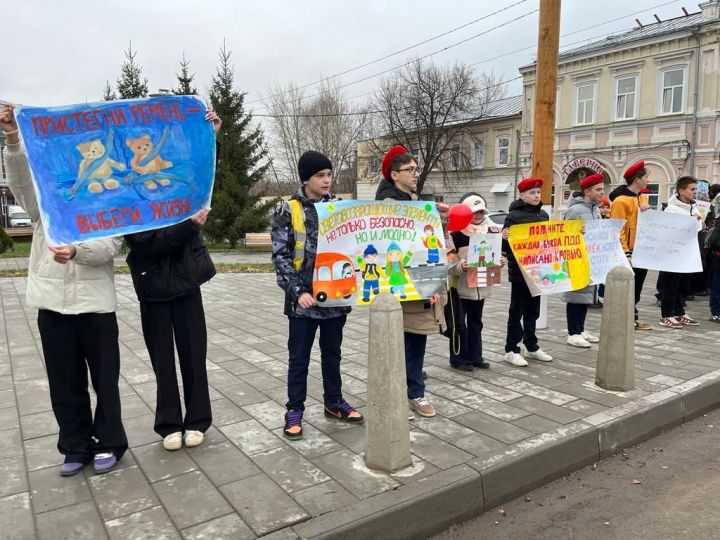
[298,151,333,182]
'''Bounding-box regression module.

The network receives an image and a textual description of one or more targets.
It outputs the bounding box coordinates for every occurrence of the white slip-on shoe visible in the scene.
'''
[163,432,182,451]
[567,334,591,348]
[524,349,553,362]
[504,351,528,367]
[183,430,205,448]
[581,331,599,343]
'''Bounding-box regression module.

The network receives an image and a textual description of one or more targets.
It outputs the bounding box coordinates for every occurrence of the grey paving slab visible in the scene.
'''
[252,445,330,493]
[88,464,159,520]
[312,449,400,498]
[290,479,358,517]
[453,410,534,444]
[36,500,108,540]
[153,470,233,530]
[181,513,255,540]
[220,474,309,536]
[0,492,34,540]
[105,505,182,540]
[0,455,27,498]
[132,443,197,483]
[30,464,92,514]
[188,441,260,486]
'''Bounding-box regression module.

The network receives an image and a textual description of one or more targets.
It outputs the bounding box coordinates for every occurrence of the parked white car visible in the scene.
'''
[7,205,32,227]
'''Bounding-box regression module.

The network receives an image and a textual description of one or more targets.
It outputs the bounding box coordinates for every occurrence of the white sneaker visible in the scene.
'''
[567,334,591,348]
[504,351,528,367]
[524,349,553,362]
[581,331,599,343]
[163,432,182,451]
[183,430,204,448]
[408,409,415,421]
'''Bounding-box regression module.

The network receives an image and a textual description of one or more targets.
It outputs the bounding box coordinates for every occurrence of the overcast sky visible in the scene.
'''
[2,0,699,118]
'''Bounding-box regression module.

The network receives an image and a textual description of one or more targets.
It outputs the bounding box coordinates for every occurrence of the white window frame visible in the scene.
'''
[657,65,687,116]
[496,136,510,167]
[450,144,461,170]
[614,74,639,121]
[574,82,597,126]
[473,140,484,169]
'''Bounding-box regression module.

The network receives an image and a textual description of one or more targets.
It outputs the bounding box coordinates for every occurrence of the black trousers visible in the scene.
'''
[140,290,212,437]
[505,279,540,353]
[659,271,691,318]
[286,315,346,411]
[449,298,486,366]
[405,331,427,400]
[566,303,588,335]
[633,267,648,321]
[37,310,127,463]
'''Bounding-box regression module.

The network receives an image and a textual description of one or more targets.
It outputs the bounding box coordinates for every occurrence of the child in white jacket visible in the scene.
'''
[447,193,505,370]
[658,175,705,328]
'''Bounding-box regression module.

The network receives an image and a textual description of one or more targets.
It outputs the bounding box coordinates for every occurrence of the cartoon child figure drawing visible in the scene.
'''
[384,242,413,300]
[357,244,383,303]
[422,224,442,264]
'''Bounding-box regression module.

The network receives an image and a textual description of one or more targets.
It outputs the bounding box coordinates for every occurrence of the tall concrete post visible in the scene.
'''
[596,266,635,391]
[365,293,412,472]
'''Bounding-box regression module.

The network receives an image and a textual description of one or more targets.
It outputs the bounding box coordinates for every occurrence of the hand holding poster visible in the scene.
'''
[632,210,703,272]
[15,96,216,245]
[509,220,590,296]
[583,219,631,285]
[314,200,447,306]
[466,232,502,287]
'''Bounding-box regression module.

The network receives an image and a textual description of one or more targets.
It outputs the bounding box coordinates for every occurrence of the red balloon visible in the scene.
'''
[446,204,473,232]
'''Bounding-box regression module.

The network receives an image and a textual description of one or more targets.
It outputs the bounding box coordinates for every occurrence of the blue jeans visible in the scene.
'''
[286,315,346,411]
[362,279,379,301]
[711,270,720,316]
[427,248,439,263]
[404,332,427,399]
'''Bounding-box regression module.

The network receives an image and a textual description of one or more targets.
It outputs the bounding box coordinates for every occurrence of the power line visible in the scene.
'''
[254,8,539,113]
[254,0,686,119]
[248,0,530,107]
[253,77,523,118]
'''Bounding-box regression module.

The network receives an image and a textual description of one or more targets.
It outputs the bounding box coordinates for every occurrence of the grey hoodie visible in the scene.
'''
[562,192,601,305]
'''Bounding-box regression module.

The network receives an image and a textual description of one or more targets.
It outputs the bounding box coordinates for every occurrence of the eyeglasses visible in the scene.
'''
[394,167,421,175]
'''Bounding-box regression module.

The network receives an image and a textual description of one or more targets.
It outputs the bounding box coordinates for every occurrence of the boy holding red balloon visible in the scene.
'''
[501,178,553,367]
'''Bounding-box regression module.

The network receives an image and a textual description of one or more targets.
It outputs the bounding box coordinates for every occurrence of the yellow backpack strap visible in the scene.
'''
[288,199,306,271]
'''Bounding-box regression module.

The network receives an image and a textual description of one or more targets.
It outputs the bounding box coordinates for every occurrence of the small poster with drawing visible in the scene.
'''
[466,232,502,287]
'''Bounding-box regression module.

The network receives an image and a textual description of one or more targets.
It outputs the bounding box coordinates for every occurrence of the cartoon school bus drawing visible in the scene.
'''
[313,252,358,302]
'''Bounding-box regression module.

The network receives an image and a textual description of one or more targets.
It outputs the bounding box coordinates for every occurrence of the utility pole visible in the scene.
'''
[531,0,561,205]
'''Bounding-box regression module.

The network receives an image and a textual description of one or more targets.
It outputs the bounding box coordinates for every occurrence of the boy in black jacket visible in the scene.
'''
[502,178,553,367]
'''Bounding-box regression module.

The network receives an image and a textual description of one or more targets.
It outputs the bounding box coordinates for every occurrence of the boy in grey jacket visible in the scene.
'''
[1,104,127,476]
[562,173,604,348]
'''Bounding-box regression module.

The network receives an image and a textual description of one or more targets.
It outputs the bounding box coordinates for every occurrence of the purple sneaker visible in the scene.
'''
[93,453,118,474]
[60,461,85,477]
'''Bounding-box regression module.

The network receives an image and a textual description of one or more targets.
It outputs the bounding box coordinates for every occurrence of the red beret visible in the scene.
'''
[623,161,645,181]
[517,177,543,193]
[579,173,604,190]
[381,145,409,180]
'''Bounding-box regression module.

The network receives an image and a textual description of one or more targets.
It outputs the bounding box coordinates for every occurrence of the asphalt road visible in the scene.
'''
[433,407,720,540]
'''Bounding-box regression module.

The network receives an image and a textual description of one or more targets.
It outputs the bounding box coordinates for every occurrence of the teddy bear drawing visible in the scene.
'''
[126,134,173,190]
[74,139,125,195]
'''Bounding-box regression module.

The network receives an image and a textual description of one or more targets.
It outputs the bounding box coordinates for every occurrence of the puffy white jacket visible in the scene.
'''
[664,194,703,231]
[3,142,120,314]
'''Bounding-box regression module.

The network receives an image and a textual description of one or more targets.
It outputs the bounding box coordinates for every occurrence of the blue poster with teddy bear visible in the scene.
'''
[15,95,215,245]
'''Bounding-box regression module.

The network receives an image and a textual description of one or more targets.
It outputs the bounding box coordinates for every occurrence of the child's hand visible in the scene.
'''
[460,259,468,271]
[502,228,509,240]
[429,293,441,305]
[297,293,316,309]
[49,245,76,264]
[500,256,507,267]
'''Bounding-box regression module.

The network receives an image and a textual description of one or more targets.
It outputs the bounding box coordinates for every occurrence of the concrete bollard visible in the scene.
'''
[596,266,635,391]
[365,292,412,472]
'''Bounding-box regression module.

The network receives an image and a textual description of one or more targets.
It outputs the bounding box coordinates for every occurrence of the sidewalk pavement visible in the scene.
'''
[0,270,719,539]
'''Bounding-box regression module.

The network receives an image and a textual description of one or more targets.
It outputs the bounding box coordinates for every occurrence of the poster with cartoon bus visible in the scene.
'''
[15,96,215,245]
[508,220,590,296]
[314,200,448,306]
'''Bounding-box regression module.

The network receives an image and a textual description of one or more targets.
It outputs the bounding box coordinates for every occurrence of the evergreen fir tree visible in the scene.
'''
[102,80,116,101]
[206,42,271,247]
[174,52,198,95]
[116,40,149,99]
